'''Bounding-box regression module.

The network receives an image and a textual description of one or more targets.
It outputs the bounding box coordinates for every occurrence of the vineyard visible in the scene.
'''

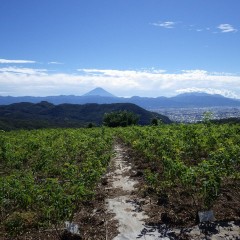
[116,123,240,226]
[0,123,240,239]
[0,128,113,238]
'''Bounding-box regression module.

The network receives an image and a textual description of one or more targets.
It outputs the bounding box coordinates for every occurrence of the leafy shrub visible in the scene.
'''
[103,110,139,127]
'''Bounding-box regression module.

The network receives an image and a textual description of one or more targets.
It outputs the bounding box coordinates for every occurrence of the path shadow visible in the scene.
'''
[199,220,240,236]
[198,221,219,235]
[136,220,240,240]
[137,223,179,239]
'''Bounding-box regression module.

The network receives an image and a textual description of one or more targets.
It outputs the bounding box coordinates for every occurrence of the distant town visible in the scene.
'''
[153,107,240,123]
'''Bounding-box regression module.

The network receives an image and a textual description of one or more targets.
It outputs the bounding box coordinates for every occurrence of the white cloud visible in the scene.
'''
[217,24,237,33]
[151,21,176,28]
[176,88,239,99]
[48,61,64,65]
[0,58,36,64]
[77,69,240,98]
[0,67,240,98]
[0,67,47,75]
[151,21,239,35]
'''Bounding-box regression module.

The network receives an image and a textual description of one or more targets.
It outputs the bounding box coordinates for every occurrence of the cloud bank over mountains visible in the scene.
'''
[0,59,239,99]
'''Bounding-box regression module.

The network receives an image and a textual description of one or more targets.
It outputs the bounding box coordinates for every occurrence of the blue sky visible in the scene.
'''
[0,0,239,98]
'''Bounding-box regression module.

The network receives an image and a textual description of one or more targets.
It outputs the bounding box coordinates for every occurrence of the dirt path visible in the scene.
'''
[105,142,240,240]
[105,143,149,239]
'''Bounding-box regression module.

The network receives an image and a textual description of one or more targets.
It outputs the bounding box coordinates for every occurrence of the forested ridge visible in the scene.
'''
[0,102,171,130]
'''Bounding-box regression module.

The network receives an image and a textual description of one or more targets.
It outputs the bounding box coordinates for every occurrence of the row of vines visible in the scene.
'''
[0,128,113,238]
[116,123,240,212]
[1,123,240,237]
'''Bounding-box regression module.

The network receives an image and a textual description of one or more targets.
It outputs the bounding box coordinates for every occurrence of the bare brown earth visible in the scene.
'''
[4,140,240,240]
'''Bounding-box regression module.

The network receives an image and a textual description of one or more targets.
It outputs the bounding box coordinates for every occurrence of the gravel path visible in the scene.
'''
[105,143,149,239]
[105,142,240,240]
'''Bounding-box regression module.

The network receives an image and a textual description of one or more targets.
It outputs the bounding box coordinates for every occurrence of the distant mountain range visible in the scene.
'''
[0,102,171,130]
[1,88,240,109]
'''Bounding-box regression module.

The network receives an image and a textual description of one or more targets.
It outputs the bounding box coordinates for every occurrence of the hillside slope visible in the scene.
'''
[0,102,171,130]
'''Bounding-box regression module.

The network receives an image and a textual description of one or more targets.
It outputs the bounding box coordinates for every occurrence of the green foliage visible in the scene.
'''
[103,110,139,127]
[151,118,160,126]
[1,123,239,236]
[87,122,94,128]
[203,111,213,125]
[4,211,38,237]
[0,128,113,237]
[116,123,240,210]
[144,169,159,188]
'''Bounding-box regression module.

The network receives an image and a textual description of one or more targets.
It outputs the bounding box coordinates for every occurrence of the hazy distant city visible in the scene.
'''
[153,107,240,123]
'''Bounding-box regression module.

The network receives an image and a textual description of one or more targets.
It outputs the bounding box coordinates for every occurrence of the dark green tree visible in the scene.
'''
[151,118,159,126]
[87,122,94,128]
[103,110,139,127]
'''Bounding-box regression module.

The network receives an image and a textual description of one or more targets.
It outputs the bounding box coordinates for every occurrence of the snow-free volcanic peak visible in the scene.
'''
[83,87,116,97]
